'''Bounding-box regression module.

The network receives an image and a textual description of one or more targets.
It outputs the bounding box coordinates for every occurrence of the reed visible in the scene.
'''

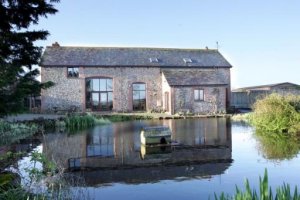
[64,114,110,130]
[215,169,300,200]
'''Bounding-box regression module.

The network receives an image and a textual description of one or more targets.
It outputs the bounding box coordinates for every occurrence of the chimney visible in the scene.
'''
[52,42,60,47]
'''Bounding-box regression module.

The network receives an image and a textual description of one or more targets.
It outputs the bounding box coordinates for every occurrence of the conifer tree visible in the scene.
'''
[0,0,59,115]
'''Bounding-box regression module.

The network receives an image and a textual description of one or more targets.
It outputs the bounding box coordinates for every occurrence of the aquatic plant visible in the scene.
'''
[0,151,88,200]
[100,114,153,122]
[64,114,110,130]
[215,169,300,200]
[231,113,251,122]
[0,120,38,146]
[250,94,300,134]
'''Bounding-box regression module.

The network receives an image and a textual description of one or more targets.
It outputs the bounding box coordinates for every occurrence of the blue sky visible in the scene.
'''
[35,0,300,89]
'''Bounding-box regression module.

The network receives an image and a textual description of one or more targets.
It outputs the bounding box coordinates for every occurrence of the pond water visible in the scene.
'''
[8,118,300,199]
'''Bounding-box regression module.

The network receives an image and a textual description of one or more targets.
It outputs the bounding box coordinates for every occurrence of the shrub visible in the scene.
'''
[250,94,300,134]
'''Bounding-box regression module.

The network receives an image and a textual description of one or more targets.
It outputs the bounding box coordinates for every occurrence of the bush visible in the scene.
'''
[250,94,300,134]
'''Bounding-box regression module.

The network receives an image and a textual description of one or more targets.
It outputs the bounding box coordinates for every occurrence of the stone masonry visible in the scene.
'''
[40,45,232,114]
[41,66,162,112]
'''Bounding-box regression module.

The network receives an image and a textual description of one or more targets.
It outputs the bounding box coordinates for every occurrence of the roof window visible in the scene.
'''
[183,58,193,63]
[149,57,159,63]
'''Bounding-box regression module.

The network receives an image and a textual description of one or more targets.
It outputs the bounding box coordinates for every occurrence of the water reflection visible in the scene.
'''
[255,131,300,160]
[43,118,232,185]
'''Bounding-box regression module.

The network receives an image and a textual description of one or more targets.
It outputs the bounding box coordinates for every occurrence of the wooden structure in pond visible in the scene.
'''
[140,126,171,145]
[231,82,300,109]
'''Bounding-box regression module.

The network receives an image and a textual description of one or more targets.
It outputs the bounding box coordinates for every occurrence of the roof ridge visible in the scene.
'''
[46,45,219,51]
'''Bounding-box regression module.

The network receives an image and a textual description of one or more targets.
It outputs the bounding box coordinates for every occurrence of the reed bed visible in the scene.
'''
[215,169,300,200]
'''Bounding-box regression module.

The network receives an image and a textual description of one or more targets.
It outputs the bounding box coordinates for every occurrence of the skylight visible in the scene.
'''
[149,57,159,63]
[183,58,193,63]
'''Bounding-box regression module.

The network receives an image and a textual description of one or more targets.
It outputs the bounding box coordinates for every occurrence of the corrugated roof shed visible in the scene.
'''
[162,70,229,86]
[232,82,300,92]
[40,46,232,68]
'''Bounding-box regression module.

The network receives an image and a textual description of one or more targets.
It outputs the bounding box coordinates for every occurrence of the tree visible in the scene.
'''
[0,0,59,115]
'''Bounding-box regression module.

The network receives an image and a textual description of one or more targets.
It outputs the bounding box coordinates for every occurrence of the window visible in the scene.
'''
[183,58,193,63]
[133,83,146,111]
[67,67,79,78]
[86,78,113,111]
[194,89,204,101]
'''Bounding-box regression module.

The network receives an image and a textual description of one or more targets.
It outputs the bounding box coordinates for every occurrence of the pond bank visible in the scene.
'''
[3,112,232,123]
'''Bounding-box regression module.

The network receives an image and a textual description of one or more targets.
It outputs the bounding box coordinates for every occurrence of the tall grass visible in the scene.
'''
[215,169,300,200]
[64,114,110,130]
[250,94,300,134]
[0,120,38,146]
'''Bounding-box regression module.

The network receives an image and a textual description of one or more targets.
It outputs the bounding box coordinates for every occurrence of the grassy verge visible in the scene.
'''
[100,114,153,122]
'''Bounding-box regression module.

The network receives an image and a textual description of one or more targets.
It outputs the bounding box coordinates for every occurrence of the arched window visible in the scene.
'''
[86,78,113,111]
[132,83,146,111]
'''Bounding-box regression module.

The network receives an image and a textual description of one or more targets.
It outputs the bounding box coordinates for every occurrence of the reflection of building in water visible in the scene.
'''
[43,118,232,183]
[163,118,231,147]
[86,126,114,157]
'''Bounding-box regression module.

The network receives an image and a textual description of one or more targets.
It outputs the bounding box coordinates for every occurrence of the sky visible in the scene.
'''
[34,0,300,89]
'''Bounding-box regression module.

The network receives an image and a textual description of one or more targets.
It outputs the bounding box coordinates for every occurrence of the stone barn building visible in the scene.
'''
[40,44,232,114]
[231,82,300,109]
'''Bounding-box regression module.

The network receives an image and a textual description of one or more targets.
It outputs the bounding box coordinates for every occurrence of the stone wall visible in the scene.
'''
[41,66,162,112]
[41,67,83,111]
[174,86,227,114]
[41,66,230,113]
[161,73,171,113]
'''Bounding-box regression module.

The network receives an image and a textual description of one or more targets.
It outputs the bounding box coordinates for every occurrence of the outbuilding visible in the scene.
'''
[231,82,300,109]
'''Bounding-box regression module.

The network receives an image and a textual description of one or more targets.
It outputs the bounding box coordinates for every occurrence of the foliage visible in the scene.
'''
[0,120,38,146]
[255,130,300,160]
[64,114,110,130]
[231,113,251,122]
[0,151,84,200]
[250,94,300,134]
[215,169,300,200]
[102,114,153,122]
[0,0,59,116]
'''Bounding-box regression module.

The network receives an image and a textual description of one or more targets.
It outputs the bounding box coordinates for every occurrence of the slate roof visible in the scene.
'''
[40,46,232,68]
[162,70,229,86]
[232,82,300,92]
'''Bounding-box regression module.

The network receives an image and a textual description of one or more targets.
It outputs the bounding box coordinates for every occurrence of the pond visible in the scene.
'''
[7,118,300,199]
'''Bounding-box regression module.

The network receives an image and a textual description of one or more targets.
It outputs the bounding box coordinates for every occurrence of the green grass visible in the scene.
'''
[102,114,153,122]
[231,113,251,122]
[64,114,110,130]
[215,169,300,200]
